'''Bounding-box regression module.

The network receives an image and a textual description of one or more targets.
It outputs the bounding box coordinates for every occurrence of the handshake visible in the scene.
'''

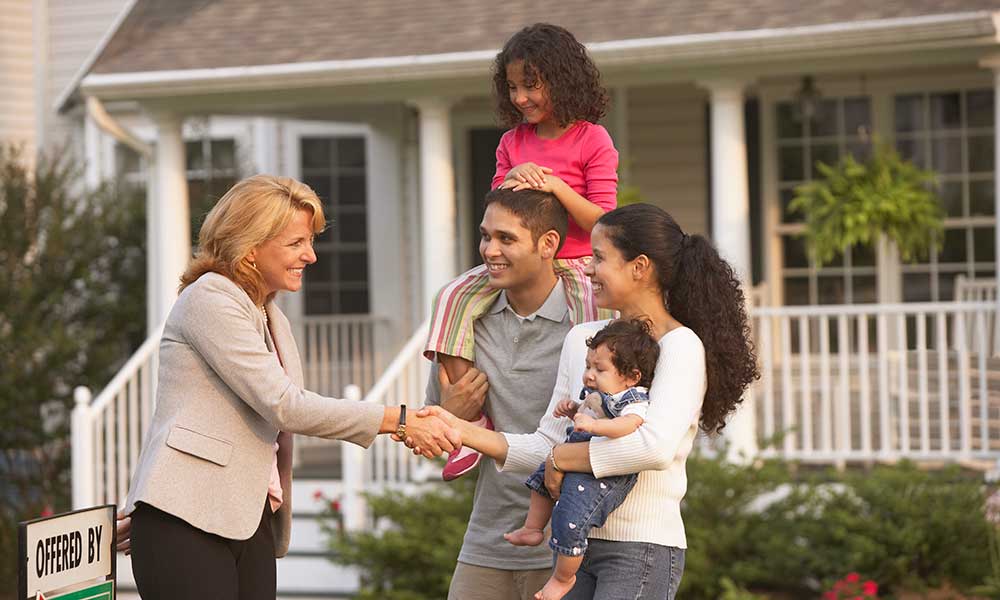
[390,405,464,458]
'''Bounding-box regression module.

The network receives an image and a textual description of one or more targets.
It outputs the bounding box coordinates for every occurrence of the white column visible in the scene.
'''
[994,68,1000,356]
[702,80,758,461]
[83,111,102,190]
[148,111,190,331]
[410,98,457,315]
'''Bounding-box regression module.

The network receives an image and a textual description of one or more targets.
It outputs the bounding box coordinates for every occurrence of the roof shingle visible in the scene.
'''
[91,0,1000,74]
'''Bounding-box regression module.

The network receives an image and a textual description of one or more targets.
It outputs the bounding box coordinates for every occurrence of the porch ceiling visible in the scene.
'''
[63,0,1000,112]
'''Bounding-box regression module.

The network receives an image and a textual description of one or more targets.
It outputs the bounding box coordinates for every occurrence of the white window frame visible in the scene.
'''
[282,120,374,317]
[761,70,997,307]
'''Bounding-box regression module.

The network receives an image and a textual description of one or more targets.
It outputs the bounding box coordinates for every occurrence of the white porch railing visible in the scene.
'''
[752,301,1000,464]
[71,327,161,510]
[336,321,435,528]
[299,315,392,397]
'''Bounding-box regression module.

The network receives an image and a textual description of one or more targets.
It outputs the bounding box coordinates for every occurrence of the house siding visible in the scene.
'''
[0,0,37,155]
[627,83,709,235]
[45,0,130,149]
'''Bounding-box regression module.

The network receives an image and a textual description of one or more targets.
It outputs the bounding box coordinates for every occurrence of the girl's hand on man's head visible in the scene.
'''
[505,162,553,189]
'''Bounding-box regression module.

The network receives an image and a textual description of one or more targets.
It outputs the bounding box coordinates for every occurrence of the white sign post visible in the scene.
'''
[18,505,116,600]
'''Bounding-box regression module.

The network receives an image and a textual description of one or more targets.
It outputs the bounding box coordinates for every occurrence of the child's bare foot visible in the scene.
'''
[504,527,545,546]
[534,574,576,600]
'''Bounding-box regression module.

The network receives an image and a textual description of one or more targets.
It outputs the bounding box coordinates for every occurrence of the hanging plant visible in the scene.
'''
[788,141,944,266]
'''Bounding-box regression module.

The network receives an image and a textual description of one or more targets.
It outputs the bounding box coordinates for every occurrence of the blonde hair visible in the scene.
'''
[179,174,326,305]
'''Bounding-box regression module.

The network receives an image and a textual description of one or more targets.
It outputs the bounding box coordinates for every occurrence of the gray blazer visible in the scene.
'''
[124,272,384,556]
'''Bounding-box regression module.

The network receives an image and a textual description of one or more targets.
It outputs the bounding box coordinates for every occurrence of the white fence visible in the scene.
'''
[752,301,999,464]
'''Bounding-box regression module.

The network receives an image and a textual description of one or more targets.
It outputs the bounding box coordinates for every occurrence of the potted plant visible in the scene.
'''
[788,142,943,275]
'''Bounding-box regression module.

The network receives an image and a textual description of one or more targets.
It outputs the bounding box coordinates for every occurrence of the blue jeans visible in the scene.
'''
[564,539,685,600]
[524,430,637,556]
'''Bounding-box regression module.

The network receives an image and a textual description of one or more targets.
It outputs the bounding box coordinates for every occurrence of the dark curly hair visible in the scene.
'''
[596,204,760,435]
[491,23,609,129]
[586,319,660,389]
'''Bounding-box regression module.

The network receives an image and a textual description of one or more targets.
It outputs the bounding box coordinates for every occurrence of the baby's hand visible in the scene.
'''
[505,162,553,189]
[553,399,579,418]
[573,413,596,433]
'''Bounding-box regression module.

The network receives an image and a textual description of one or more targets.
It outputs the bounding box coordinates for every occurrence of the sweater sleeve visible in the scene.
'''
[589,328,706,478]
[498,323,597,474]
[583,125,619,212]
[492,129,515,189]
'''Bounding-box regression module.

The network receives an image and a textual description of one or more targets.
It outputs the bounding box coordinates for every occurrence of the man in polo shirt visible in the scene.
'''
[424,188,574,600]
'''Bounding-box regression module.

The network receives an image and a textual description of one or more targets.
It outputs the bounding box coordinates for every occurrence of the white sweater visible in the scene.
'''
[501,320,706,549]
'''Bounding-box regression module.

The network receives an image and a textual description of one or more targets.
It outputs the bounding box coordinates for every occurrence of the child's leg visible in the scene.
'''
[552,257,617,324]
[439,354,472,385]
[424,265,502,481]
[423,264,500,364]
[504,491,553,546]
[534,555,584,600]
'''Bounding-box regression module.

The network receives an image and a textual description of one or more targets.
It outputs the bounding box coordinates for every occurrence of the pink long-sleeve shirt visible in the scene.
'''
[492,121,619,259]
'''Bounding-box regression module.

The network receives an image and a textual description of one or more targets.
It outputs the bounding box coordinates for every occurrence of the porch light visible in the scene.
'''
[794,75,821,122]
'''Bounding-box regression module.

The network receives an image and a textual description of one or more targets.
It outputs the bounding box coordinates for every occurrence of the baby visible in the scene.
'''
[505,319,661,600]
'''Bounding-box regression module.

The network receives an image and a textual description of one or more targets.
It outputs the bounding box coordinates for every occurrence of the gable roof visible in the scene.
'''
[90,0,1000,74]
[60,0,1000,111]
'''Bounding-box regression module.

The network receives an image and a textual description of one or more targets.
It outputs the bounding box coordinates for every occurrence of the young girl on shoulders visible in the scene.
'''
[426,23,619,480]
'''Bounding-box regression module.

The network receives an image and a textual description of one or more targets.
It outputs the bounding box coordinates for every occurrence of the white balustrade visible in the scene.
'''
[751,301,1000,464]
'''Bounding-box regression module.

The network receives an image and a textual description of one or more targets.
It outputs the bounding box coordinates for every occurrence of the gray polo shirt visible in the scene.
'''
[426,278,572,570]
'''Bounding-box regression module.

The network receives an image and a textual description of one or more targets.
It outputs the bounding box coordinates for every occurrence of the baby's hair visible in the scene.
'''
[492,23,609,129]
[586,319,660,388]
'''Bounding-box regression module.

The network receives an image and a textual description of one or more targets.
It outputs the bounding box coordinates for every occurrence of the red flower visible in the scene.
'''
[833,580,846,591]
[862,581,878,596]
[854,596,864,600]
[331,500,341,513]
[824,592,838,600]
[845,573,861,584]
[312,489,323,501]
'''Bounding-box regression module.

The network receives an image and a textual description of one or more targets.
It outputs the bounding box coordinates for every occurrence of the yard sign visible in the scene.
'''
[18,505,116,600]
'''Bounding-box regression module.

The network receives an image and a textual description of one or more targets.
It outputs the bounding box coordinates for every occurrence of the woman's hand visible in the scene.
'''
[503,162,553,189]
[544,448,565,500]
[116,510,132,555]
[553,399,579,419]
[403,411,461,459]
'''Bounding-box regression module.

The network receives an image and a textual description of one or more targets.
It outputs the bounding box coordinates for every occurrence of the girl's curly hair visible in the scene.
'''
[491,23,609,129]
[597,204,760,435]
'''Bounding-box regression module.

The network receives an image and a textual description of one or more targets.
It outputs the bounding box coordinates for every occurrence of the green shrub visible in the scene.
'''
[680,457,992,599]
[327,475,475,600]
[0,145,145,599]
[323,455,992,600]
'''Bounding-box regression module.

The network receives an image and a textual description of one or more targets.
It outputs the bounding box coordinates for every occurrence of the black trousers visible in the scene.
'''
[131,501,276,600]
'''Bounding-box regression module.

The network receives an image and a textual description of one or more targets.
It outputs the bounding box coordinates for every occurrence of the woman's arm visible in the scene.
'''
[588,330,706,478]
[180,279,457,455]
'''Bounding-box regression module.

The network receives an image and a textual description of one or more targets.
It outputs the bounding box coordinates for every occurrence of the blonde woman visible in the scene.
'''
[120,175,459,600]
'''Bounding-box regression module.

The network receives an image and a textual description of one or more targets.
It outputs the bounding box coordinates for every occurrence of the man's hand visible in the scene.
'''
[438,365,488,421]
[553,399,579,419]
[573,413,597,433]
[116,510,132,555]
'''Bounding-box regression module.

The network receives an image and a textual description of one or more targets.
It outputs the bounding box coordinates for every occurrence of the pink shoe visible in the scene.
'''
[442,414,493,481]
